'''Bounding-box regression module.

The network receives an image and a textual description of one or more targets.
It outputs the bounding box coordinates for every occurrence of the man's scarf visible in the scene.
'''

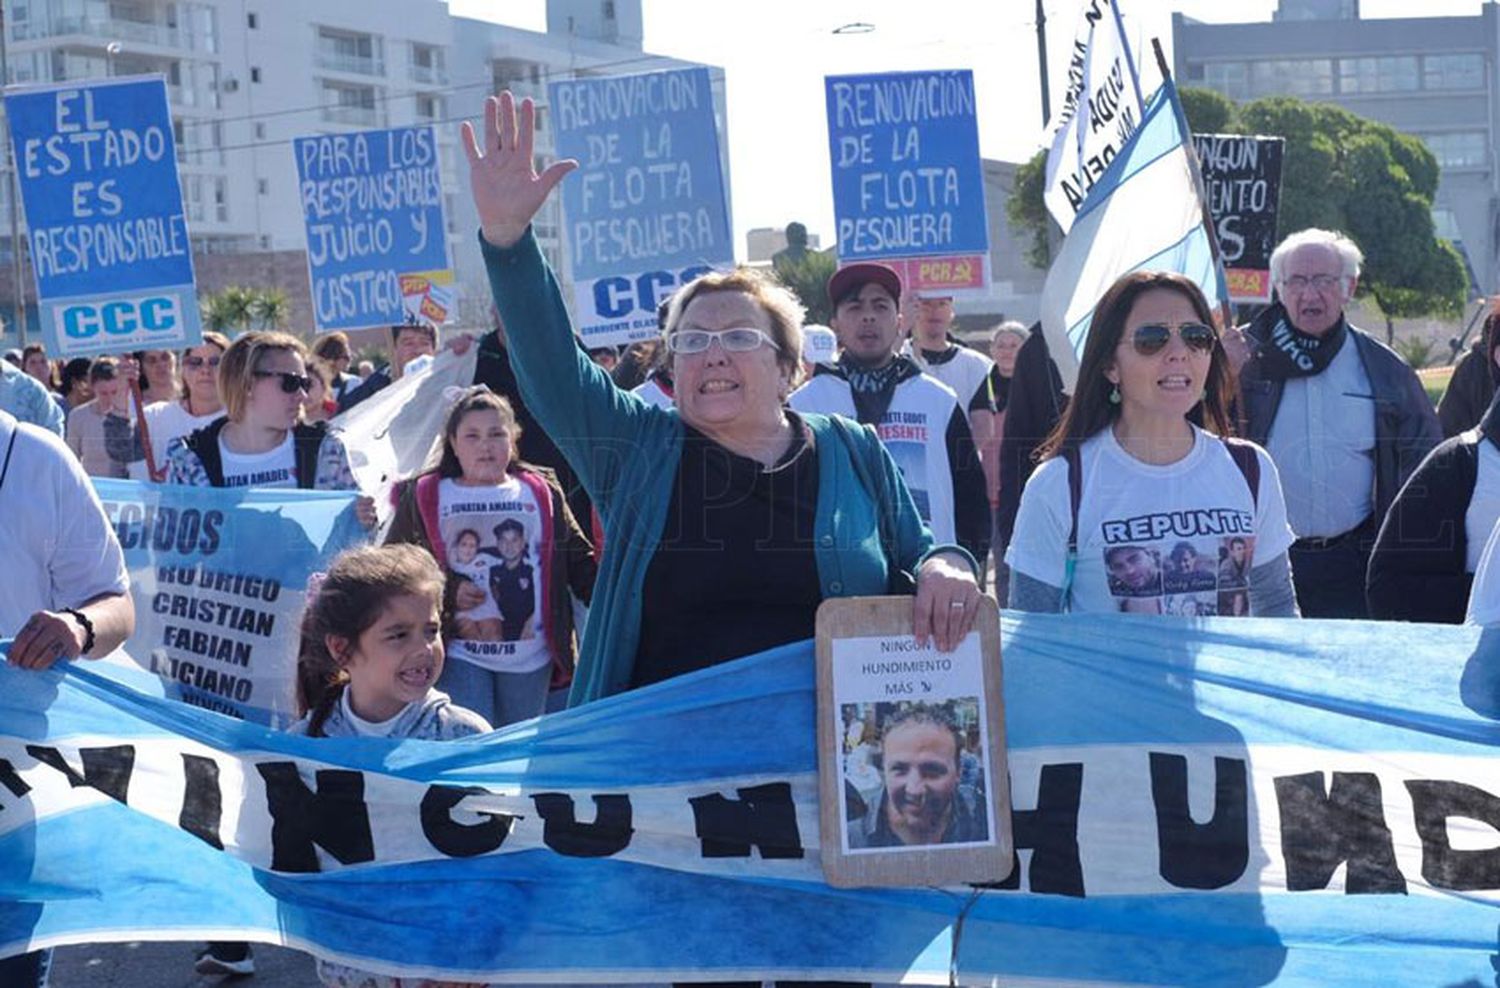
[838,355,912,426]
[1252,301,1348,381]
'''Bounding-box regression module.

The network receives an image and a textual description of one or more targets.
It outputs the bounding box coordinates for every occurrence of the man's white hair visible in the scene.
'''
[1269,228,1364,285]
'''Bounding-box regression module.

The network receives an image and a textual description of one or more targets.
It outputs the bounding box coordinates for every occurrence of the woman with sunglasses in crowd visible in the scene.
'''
[463,92,981,711]
[1007,271,1298,617]
[107,332,230,481]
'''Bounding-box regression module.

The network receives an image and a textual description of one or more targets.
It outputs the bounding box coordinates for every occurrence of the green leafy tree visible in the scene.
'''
[1006,88,1468,327]
[1006,151,1052,270]
[772,249,838,327]
[249,287,290,331]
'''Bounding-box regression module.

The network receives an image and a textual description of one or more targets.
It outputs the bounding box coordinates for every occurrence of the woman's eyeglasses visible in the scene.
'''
[666,327,780,355]
[1128,322,1217,356]
[183,356,221,369]
[253,370,312,394]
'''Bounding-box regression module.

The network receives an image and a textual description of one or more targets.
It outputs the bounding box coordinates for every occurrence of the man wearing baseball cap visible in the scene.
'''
[789,262,990,572]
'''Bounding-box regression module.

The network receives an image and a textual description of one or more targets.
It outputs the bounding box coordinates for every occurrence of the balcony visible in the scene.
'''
[321,104,381,127]
[13,16,205,52]
[315,50,384,77]
[410,63,447,86]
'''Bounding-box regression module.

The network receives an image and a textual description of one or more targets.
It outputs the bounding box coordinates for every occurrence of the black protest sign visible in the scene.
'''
[1192,134,1284,303]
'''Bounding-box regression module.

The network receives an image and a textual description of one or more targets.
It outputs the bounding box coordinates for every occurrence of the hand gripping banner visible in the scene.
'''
[2,613,1499,985]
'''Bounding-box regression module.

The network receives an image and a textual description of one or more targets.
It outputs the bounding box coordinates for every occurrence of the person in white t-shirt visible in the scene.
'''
[107,332,229,481]
[1007,271,1299,617]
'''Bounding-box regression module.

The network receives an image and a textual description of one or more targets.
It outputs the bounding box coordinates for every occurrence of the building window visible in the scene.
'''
[254,122,266,139]
[316,28,383,76]
[1203,61,1250,101]
[1421,131,1487,169]
[250,66,261,83]
[604,0,616,17]
[1338,55,1419,94]
[1252,59,1332,97]
[1423,53,1484,91]
[257,178,269,195]
[247,12,257,29]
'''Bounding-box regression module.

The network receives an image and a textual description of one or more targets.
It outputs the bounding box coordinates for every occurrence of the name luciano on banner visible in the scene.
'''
[2,737,1496,900]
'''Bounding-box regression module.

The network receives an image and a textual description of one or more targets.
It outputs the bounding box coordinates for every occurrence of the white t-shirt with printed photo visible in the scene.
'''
[1007,426,1294,617]
[437,476,548,673]
[218,431,297,488]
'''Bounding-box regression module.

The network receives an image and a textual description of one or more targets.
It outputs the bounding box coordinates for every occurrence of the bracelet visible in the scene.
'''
[61,607,95,656]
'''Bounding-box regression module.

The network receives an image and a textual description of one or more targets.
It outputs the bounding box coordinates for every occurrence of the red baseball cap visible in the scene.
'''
[827,262,902,309]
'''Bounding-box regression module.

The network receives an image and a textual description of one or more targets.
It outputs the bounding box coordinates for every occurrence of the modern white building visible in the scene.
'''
[0,0,727,333]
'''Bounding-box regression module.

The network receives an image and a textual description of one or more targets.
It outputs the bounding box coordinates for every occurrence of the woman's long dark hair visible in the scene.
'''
[434,388,522,479]
[1036,271,1235,462]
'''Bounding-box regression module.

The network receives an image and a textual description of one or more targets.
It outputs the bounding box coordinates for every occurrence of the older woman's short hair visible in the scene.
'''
[219,330,307,423]
[1269,228,1364,286]
[312,331,352,364]
[991,320,1028,346]
[663,268,806,382]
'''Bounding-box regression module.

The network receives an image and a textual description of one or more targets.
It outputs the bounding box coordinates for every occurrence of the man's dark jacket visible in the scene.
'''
[1237,320,1441,534]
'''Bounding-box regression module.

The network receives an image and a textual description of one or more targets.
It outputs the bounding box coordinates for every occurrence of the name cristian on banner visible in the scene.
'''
[5,618,1499,984]
[824,69,989,291]
[1042,0,1150,233]
[1192,134,1285,304]
[293,125,453,332]
[3,75,202,358]
[548,66,733,348]
[92,478,367,726]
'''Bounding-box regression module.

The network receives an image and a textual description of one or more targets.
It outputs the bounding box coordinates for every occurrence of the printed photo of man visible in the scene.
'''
[848,702,989,849]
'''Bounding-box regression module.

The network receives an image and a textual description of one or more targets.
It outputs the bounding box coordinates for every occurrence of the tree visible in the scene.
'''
[772,249,838,327]
[249,288,290,330]
[1005,88,1468,326]
[1006,151,1052,270]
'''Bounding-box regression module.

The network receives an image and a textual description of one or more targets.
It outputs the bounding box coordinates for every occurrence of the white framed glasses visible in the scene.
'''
[666,327,780,355]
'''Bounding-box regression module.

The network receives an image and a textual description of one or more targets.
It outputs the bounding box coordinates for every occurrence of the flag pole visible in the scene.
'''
[1150,38,1233,329]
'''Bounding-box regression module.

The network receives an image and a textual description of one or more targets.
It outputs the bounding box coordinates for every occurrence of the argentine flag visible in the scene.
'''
[1041,76,1228,389]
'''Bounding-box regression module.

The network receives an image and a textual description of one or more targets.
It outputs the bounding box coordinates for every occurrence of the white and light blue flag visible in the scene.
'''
[1041,76,1227,388]
[3,614,1500,984]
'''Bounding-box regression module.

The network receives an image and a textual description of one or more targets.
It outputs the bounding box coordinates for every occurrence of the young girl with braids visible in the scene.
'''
[291,544,490,987]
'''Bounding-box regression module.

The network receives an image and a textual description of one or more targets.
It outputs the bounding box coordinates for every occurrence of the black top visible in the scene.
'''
[631,415,822,689]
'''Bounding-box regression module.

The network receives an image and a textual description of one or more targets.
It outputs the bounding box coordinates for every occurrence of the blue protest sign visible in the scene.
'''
[825,70,989,261]
[293,125,451,332]
[549,67,732,346]
[4,75,201,357]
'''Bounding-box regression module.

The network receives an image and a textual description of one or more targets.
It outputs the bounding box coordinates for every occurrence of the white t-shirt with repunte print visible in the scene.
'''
[437,476,547,673]
[1007,426,1294,616]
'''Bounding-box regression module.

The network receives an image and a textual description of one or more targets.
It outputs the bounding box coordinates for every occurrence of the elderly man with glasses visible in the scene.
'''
[1234,228,1440,618]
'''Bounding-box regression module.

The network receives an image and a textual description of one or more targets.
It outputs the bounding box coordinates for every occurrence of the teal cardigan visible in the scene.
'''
[481,229,973,704]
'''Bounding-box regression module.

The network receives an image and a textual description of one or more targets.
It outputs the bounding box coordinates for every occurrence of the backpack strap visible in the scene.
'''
[1220,437,1261,511]
[292,422,327,490]
[0,418,17,494]
[1062,445,1082,607]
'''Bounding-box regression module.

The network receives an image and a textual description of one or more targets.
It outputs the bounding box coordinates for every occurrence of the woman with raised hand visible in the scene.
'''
[462,92,981,706]
[1007,271,1298,618]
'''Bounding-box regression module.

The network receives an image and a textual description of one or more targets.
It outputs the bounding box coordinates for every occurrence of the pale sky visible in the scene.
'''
[454,0,1482,259]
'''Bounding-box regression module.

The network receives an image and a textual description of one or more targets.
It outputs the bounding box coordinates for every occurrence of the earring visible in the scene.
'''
[1109,384,1121,405]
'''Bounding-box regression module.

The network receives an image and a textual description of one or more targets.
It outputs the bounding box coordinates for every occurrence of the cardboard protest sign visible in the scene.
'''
[4,75,201,357]
[825,70,990,293]
[1192,134,1284,303]
[92,478,366,726]
[549,67,732,347]
[293,125,451,332]
[816,596,1011,888]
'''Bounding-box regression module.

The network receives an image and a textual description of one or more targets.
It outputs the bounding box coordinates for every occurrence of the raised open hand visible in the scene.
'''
[461,91,577,250]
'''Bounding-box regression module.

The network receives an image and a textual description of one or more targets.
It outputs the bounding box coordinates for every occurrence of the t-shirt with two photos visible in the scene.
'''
[1006,426,1294,616]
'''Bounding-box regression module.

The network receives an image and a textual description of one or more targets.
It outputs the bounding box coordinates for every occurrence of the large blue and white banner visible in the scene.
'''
[824,70,989,264]
[4,613,1499,985]
[1041,77,1227,389]
[4,75,201,358]
[549,67,732,347]
[293,125,451,332]
[93,478,365,726]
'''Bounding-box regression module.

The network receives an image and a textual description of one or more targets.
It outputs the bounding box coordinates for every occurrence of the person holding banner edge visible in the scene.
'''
[1007,271,1298,618]
[463,91,981,710]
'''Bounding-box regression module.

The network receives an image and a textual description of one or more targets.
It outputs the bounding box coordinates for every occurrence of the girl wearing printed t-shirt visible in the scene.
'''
[1007,271,1299,617]
[167,331,374,979]
[386,386,596,727]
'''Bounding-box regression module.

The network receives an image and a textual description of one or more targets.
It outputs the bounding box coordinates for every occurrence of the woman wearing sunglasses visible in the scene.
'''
[463,92,981,709]
[107,332,230,481]
[165,331,375,525]
[1007,271,1298,617]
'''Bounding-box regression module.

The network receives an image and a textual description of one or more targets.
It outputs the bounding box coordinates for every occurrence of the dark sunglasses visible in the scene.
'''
[1129,322,1217,356]
[183,355,221,369]
[253,370,312,394]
